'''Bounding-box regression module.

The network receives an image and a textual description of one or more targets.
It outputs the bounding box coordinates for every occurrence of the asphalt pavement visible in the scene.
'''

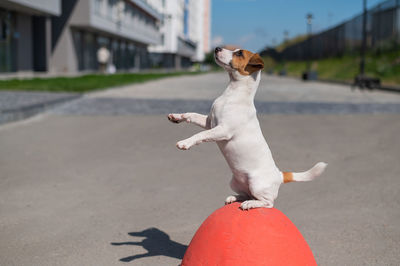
[0,73,399,265]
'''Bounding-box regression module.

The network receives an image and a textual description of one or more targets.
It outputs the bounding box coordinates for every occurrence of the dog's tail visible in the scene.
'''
[282,162,327,183]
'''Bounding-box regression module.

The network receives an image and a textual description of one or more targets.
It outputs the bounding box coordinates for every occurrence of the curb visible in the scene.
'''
[0,94,82,125]
[266,73,400,93]
[311,78,400,93]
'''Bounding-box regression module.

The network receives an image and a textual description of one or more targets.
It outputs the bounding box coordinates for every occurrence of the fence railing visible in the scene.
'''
[278,0,400,60]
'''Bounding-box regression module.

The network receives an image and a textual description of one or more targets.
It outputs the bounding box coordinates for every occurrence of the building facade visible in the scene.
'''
[0,0,61,73]
[51,0,162,73]
[148,0,211,69]
[0,0,162,74]
[0,0,211,74]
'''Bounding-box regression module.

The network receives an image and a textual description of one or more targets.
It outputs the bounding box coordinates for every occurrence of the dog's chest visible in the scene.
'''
[209,96,226,128]
[209,91,252,129]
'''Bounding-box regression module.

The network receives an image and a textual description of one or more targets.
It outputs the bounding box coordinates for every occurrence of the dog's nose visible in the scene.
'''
[215,47,222,53]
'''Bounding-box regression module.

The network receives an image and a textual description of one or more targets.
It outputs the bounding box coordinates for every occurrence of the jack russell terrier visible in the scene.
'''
[168,47,327,210]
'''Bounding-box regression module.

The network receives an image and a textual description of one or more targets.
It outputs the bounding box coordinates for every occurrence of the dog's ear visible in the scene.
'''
[245,53,264,74]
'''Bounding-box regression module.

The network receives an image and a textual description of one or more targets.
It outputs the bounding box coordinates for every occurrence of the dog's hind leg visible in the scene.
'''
[225,176,251,205]
[239,180,277,210]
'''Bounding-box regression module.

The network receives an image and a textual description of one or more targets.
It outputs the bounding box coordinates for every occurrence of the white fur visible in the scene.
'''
[168,48,327,210]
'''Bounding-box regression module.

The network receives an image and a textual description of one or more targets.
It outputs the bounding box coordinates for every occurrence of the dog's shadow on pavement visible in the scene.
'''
[111,228,188,262]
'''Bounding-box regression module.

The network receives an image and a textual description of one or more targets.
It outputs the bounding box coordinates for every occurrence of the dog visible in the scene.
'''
[168,47,327,210]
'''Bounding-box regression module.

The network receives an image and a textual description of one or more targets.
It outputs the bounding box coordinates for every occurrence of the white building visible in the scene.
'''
[188,0,211,62]
[149,0,211,68]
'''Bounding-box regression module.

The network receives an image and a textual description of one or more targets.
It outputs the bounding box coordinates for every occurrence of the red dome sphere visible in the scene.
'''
[182,202,316,266]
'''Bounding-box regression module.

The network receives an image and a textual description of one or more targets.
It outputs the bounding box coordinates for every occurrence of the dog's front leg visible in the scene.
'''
[176,125,231,150]
[168,113,210,129]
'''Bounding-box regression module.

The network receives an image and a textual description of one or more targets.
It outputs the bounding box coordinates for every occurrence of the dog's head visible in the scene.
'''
[214,47,264,79]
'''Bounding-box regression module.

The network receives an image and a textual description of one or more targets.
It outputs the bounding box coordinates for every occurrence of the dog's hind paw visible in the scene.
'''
[225,195,237,205]
[176,139,193,150]
[240,200,273,210]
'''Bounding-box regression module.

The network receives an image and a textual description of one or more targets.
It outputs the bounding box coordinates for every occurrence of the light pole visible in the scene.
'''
[359,0,367,76]
[280,30,289,76]
[283,30,289,42]
[354,0,381,89]
[303,13,317,80]
[306,14,313,34]
[306,13,313,73]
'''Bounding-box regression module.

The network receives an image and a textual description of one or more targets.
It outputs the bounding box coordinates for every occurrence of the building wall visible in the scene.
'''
[203,0,211,54]
[90,0,161,45]
[146,0,163,14]
[0,0,60,73]
[49,0,81,73]
[188,0,206,61]
[50,0,162,74]
[192,0,211,61]
[186,0,211,61]
[15,13,33,71]
[0,0,211,74]
[149,0,211,63]
[149,0,184,54]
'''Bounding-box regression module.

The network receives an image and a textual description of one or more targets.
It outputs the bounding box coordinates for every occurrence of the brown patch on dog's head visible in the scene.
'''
[223,45,240,51]
[230,49,264,75]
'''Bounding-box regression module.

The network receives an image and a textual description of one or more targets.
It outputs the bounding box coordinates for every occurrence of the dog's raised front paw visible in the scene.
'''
[176,139,193,150]
[168,113,184,123]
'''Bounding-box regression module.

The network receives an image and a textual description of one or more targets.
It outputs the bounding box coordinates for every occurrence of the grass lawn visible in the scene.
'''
[0,72,202,93]
[264,50,400,86]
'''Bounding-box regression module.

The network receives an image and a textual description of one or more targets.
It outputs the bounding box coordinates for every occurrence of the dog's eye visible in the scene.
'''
[236,50,243,56]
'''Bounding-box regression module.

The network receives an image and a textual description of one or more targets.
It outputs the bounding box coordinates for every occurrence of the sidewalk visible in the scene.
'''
[52,72,400,116]
[90,73,400,103]
[2,72,400,125]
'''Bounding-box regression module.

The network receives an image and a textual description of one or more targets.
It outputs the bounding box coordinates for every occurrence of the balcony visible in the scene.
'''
[1,0,61,16]
[128,0,162,21]
[177,36,197,58]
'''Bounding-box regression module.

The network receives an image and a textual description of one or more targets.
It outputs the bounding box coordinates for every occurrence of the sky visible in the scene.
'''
[211,0,384,52]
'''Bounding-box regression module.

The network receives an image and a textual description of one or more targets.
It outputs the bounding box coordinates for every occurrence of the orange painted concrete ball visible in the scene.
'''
[182,202,317,266]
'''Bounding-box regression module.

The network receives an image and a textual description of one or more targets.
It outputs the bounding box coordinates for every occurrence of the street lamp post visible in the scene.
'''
[280,30,289,76]
[306,14,313,35]
[354,0,381,89]
[359,0,367,76]
[306,13,313,73]
[302,13,317,80]
[283,30,289,42]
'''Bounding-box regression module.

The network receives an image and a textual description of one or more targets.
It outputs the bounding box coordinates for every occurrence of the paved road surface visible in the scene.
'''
[1,73,399,265]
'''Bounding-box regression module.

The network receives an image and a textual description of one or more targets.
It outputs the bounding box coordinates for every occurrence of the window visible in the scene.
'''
[72,30,83,70]
[0,9,14,72]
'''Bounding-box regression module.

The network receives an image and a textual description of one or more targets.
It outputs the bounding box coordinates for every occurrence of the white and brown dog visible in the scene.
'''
[168,47,327,210]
